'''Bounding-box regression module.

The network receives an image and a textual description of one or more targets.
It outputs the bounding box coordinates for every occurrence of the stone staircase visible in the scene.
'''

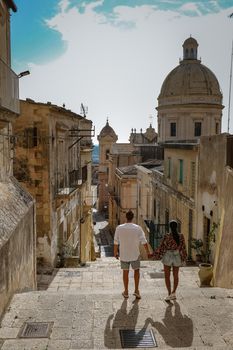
[0,257,233,349]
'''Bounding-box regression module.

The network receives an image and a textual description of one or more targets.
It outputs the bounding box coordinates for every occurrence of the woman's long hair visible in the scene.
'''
[169,220,180,246]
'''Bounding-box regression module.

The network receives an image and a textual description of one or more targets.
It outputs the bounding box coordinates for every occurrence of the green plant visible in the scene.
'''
[191,222,219,263]
[204,222,219,263]
[191,238,203,255]
[62,241,75,257]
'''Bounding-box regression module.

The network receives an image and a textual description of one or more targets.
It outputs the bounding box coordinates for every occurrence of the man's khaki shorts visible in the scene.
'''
[120,258,140,270]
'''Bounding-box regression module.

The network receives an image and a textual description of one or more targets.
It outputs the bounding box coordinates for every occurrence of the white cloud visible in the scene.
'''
[59,0,70,13]
[179,3,202,16]
[19,2,233,142]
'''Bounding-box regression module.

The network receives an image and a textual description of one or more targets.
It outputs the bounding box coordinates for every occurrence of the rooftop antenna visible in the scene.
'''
[80,103,88,118]
[149,114,153,126]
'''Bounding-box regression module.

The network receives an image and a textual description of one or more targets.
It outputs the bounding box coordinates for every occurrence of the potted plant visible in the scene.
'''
[198,222,219,287]
[191,238,204,263]
[58,241,80,268]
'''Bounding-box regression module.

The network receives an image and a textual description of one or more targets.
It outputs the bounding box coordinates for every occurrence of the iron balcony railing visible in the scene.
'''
[0,58,19,114]
[144,220,168,249]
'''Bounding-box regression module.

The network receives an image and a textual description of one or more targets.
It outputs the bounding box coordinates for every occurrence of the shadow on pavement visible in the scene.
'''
[149,301,193,347]
[104,298,154,348]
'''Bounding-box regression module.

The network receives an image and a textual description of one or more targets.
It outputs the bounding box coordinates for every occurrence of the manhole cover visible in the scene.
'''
[120,329,157,348]
[59,271,81,277]
[19,322,53,338]
[149,272,164,279]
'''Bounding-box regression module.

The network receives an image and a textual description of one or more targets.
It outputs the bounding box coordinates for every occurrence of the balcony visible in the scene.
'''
[0,58,19,115]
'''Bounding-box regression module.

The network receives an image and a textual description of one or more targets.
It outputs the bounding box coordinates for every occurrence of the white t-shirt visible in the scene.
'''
[114,223,147,262]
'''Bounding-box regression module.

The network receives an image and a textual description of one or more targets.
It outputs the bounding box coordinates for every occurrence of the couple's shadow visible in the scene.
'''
[148,301,193,348]
[104,299,193,348]
[104,298,150,348]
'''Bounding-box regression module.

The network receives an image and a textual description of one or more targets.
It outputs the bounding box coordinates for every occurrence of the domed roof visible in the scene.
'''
[158,37,222,105]
[183,37,198,47]
[98,119,118,140]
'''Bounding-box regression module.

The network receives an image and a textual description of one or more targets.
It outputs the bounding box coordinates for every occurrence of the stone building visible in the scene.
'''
[197,134,233,287]
[113,165,138,227]
[97,119,118,213]
[98,120,162,231]
[149,37,224,259]
[0,1,36,316]
[13,99,95,267]
[157,37,223,143]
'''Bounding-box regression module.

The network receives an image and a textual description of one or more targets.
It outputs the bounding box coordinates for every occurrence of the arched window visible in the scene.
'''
[105,149,110,160]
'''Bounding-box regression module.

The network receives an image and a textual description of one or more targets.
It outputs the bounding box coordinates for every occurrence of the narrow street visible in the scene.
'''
[1,214,233,349]
[92,209,114,258]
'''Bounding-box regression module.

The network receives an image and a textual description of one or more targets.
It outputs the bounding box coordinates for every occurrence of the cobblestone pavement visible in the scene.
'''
[1,257,233,349]
[1,214,233,349]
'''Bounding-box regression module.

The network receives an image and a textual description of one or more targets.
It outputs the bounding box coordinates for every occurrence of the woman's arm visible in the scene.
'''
[153,236,167,260]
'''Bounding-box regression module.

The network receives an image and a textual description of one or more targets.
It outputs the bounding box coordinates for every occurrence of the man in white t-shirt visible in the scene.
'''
[114,210,149,299]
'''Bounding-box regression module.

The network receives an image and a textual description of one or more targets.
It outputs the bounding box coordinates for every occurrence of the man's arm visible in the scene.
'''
[139,226,151,258]
[114,227,119,259]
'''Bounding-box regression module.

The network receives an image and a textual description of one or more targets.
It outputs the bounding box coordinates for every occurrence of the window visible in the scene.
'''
[138,185,141,207]
[178,159,183,184]
[82,165,87,182]
[24,127,38,148]
[191,162,196,198]
[167,158,171,178]
[194,122,202,137]
[165,209,169,227]
[177,219,181,233]
[170,123,176,137]
[215,122,219,134]
[106,149,110,160]
[153,199,156,218]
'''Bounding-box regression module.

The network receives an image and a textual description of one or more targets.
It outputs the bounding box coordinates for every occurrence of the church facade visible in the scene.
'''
[153,37,224,260]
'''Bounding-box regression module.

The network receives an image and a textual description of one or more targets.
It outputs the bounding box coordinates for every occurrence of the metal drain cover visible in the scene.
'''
[149,272,164,279]
[120,329,157,348]
[59,271,81,277]
[19,322,53,338]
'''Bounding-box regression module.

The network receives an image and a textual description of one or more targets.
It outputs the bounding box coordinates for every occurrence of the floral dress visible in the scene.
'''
[153,233,187,263]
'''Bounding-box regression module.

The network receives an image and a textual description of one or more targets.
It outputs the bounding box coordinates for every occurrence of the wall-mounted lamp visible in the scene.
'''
[18,70,30,78]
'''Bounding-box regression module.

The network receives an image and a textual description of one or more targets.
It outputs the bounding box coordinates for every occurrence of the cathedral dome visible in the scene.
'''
[157,37,223,143]
[98,119,118,141]
[158,37,222,106]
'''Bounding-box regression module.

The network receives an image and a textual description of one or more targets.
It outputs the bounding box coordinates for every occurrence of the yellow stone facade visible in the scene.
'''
[13,99,95,267]
[197,134,233,287]
[0,1,36,317]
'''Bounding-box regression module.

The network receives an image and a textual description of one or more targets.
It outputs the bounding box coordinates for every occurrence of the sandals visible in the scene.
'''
[122,292,129,298]
[121,291,141,299]
[133,291,141,299]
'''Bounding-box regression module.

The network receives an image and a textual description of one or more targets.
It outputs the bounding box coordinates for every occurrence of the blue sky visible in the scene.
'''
[12,0,66,70]
[11,0,233,141]
[12,0,233,71]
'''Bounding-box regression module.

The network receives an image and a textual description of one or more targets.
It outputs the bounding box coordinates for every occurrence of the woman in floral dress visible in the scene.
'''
[154,220,187,301]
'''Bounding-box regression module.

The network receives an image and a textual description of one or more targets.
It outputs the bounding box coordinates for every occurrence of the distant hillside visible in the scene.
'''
[92,145,99,163]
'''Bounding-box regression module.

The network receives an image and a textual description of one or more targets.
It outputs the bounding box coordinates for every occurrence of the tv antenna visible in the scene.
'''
[80,103,88,118]
[149,114,153,126]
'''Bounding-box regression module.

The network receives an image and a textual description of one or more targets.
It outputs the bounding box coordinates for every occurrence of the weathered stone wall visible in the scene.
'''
[13,100,94,267]
[0,178,36,317]
[214,167,233,288]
